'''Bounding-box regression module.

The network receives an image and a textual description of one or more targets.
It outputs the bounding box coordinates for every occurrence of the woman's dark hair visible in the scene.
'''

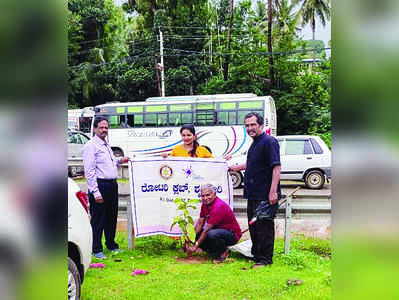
[202,145,212,154]
[180,124,199,157]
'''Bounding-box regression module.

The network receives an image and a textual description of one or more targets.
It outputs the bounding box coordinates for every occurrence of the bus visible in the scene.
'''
[92,94,277,158]
[68,107,95,134]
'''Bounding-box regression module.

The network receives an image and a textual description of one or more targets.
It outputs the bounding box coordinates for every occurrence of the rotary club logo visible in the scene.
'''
[159,165,173,180]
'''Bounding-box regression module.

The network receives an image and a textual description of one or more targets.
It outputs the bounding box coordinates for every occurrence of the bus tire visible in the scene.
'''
[229,171,243,189]
[112,148,124,157]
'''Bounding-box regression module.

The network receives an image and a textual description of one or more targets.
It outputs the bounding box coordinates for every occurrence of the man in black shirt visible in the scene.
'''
[229,112,281,267]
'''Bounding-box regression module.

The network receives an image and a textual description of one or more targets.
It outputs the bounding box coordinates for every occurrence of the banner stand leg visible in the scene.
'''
[127,198,135,249]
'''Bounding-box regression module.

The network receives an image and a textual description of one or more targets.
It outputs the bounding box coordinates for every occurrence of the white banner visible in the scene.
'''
[129,157,233,237]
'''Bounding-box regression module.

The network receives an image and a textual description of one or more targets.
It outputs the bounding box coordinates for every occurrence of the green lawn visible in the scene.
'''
[81,233,331,299]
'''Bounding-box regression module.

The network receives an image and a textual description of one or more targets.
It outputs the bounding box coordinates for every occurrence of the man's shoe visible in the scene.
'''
[93,252,107,259]
[107,248,123,253]
[250,262,272,268]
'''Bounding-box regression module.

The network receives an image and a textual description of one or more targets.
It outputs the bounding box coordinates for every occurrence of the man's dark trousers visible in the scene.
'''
[89,179,119,254]
[247,200,275,264]
[196,229,237,258]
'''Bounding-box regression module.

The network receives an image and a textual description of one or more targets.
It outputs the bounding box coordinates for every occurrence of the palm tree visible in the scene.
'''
[294,0,330,65]
[276,0,301,43]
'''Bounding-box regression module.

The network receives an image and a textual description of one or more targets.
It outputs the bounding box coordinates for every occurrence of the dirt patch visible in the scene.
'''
[174,256,209,264]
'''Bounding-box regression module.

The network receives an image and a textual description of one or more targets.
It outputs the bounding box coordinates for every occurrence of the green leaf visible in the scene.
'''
[172,215,182,224]
[187,223,196,243]
[174,198,183,205]
[189,198,200,204]
[187,216,194,224]
[170,221,177,231]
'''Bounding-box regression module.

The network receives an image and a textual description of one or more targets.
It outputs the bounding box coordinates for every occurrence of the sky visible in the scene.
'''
[301,22,331,47]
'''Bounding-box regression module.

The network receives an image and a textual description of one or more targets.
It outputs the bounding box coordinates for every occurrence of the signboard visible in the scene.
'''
[129,157,233,237]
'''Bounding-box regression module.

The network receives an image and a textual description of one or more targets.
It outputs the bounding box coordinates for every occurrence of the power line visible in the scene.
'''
[68,50,158,70]
[68,46,330,70]
[69,37,158,56]
[163,47,331,57]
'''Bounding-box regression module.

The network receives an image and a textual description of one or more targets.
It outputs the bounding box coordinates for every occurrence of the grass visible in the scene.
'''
[81,233,331,300]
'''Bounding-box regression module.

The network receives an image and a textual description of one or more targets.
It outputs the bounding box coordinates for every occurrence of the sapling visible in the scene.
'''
[170,197,200,251]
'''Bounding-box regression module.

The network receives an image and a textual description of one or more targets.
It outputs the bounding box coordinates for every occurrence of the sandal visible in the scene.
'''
[213,250,229,263]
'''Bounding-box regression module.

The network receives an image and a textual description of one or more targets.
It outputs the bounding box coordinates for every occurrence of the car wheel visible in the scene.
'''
[305,170,325,189]
[112,148,124,157]
[229,171,243,189]
[68,257,81,300]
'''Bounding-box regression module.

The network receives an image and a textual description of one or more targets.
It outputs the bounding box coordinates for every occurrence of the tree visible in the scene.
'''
[294,0,331,65]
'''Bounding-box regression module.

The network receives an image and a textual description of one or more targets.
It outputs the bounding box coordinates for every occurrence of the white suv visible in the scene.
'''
[228,135,331,189]
[68,178,92,300]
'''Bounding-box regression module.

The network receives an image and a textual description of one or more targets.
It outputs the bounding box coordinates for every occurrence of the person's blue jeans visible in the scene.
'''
[196,228,237,259]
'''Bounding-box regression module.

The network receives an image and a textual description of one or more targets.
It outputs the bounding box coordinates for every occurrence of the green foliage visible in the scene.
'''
[170,197,200,245]
[67,0,331,140]
[117,67,154,101]
[277,249,307,270]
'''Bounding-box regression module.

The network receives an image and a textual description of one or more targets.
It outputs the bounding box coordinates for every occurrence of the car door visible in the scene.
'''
[77,133,90,157]
[281,138,315,180]
[68,132,88,158]
[68,132,80,158]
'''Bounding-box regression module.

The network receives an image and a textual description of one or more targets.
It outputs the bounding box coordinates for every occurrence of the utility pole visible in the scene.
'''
[159,28,165,97]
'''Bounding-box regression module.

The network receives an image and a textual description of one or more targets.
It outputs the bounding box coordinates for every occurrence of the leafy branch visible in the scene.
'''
[170,197,200,246]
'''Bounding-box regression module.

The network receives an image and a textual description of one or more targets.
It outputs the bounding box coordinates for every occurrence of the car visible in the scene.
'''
[68,130,90,177]
[68,130,90,159]
[68,178,92,300]
[228,135,331,189]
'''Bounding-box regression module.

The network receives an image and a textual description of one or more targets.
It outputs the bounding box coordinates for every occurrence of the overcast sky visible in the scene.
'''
[301,22,331,47]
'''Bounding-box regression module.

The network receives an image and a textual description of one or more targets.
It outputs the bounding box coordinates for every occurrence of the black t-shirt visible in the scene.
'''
[244,133,281,201]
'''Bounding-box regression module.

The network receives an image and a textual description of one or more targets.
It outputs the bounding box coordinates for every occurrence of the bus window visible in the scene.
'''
[181,112,193,125]
[217,111,236,125]
[170,112,192,126]
[157,114,167,127]
[238,101,263,110]
[145,113,157,127]
[109,115,126,129]
[195,110,215,126]
[238,110,264,123]
[169,113,181,126]
[127,114,144,127]
[79,117,93,133]
[134,114,143,127]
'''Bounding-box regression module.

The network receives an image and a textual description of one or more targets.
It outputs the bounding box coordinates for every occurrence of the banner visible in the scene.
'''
[129,157,233,237]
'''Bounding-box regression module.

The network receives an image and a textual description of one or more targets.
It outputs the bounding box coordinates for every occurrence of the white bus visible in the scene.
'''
[92,94,277,158]
[68,107,95,134]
